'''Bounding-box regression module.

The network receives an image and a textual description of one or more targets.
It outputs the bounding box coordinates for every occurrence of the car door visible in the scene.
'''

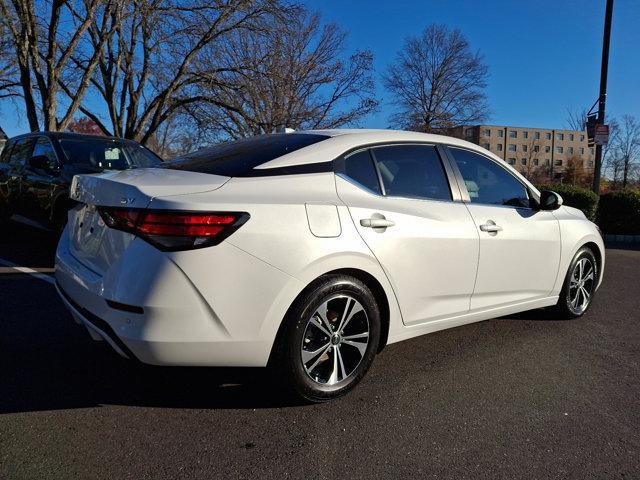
[5,137,36,219]
[446,146,561,311]
[335,144,479,326]
[22,136,64,225]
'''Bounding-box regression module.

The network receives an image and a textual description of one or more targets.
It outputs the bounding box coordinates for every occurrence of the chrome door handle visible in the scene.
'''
[360,217,395,228]
[479,220,502,233]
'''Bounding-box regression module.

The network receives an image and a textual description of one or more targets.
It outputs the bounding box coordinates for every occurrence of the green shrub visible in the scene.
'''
[596,189,640,235]
[537,184,599,221]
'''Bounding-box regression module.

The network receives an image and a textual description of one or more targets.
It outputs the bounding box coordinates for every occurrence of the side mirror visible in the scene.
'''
[28,155,60,173]
[538,190,563,211]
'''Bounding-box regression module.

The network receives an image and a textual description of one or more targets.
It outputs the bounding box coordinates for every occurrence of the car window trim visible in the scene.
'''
[335,141,464,203]
[32,135,62,168]
[444,145,538,210]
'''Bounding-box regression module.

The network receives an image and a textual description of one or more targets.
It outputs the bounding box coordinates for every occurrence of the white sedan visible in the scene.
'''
[55,129,604,401]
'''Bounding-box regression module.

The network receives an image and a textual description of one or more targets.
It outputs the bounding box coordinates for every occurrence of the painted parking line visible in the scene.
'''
[0,258,55,284]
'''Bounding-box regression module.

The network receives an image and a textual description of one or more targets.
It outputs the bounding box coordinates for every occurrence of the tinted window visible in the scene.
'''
[8,138,35,167]
[372,145,451,201]
[59,138,161,170]
[32,137,58,164]
[338,150,381,194]
[449,147,529,208]
[0,141,13,163]
[166,134,329,177]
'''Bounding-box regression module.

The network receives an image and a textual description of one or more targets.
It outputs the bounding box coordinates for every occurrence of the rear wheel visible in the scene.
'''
[555,247,598,319]
[273,275,381,402]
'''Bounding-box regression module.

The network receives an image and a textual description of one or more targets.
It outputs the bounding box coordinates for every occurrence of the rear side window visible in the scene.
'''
[448,147,530,208]
[32,137,59,164]
[165,134,329,177]
[337,149,381,194]
[372,145,451,201]
[59,138,161,170]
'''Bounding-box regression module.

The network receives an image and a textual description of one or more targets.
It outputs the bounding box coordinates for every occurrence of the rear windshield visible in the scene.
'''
[164,133,329,177]
[59,138,162,170]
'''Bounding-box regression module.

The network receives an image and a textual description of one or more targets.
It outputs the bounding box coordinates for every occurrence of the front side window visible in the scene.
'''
[449,147,530,208]
[372,145,451,201]
[337,149,381,194]
[8,137,35,167]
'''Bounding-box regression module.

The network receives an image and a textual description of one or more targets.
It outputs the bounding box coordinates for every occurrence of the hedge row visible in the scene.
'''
[597,189,640,235]
[536,184,640,235]
[537,184,599,221]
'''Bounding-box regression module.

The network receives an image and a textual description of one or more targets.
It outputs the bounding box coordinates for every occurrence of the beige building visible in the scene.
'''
[453,124,595,181]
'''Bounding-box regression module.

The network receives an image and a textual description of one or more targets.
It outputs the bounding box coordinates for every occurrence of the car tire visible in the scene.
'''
[272,274,381,403]
[555,247,599,319]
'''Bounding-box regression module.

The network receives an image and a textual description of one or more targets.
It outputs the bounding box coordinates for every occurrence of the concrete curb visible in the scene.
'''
[604,234,640,243]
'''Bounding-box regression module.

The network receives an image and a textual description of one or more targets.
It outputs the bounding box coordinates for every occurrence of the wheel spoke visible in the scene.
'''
[315,302,334,334]
[327,347,340,385]
[309,316,332,337]
[304,344,331,373]
[580,286,590,308]
[336,345,347,381]
[302,342,331,366]
[578,259,584,281]
[571,288,581,308]
[342,339,367,357]
[343,332,369,341]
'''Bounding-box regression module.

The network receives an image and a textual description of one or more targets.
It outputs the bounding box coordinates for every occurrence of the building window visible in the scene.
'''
[482,143,490,150]
[522,144,528,152]
[508,158,516,165]
[535,132,540,139]
[556,133,564,141]
[483,129,491,136]
[556,146,563,154]
[508,144,516,151]
[569,134,574,141]
[509,130,517,138]
[568,147,574,154]
[534,145,540,152]
[545,146,551,153]
[555,159,563,166]
[523,131,529,139]
[533,159,539,166]
[545,133,552,140]
[497,130,504,138]
[590,148,595,155]
[521,158,527,165]
[580,135,585,141]
[579,147,585,154]
[545,159,550,165]
[588,160,594,167]
[496,144,503,151]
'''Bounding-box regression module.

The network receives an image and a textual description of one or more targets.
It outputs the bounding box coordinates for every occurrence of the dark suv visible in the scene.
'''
[0,132,162,229]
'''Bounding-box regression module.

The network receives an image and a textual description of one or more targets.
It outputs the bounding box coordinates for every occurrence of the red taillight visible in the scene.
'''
[98,208,249,251]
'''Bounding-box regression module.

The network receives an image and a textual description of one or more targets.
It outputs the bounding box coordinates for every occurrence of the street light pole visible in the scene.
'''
[592,0,614,194]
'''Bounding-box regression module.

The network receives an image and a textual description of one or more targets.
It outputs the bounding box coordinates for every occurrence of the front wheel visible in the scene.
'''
[555,247,599,319]
[273,275,381,402]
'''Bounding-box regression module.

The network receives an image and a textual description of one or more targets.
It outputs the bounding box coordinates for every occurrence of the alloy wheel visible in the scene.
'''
[301,294,370,386]
[568,257,595,315]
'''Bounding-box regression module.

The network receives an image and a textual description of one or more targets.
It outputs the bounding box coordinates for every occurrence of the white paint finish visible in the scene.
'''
[305,203,341,237]
[464,204,562,310]
[336,176,479,325]
[53,128,605,369]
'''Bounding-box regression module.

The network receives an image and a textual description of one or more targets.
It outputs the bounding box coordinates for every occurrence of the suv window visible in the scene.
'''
[32,136,59,164]
[166,134,329,177]
[372,145,451,201]
[449,147,530,208]
[0,141,13,163]
[8,137,35,167]
[337,149,381,194]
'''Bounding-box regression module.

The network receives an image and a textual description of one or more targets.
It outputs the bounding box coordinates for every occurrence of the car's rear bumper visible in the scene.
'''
[54,225,295,367]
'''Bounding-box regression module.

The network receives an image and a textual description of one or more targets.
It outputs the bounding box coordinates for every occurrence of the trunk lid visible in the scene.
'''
[67,168,230,274]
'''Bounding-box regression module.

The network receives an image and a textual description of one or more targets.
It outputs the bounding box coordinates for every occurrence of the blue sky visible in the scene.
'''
[2,0,638,137]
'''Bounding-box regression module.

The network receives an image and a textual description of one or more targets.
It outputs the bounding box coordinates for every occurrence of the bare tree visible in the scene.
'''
[565,107,588,132]
[0,0,116,131]
[518,135,549,183]
[610,115,640,189]
[70,0,284,145]
[190,8,378,139]
[0,19,20,99]
[383,24,489,132]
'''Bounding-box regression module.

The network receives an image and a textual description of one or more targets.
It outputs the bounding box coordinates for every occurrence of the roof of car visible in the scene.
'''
[9,131,139,143]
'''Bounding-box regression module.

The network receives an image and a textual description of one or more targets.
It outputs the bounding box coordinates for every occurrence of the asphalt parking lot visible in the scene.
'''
[1,220,639,480]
